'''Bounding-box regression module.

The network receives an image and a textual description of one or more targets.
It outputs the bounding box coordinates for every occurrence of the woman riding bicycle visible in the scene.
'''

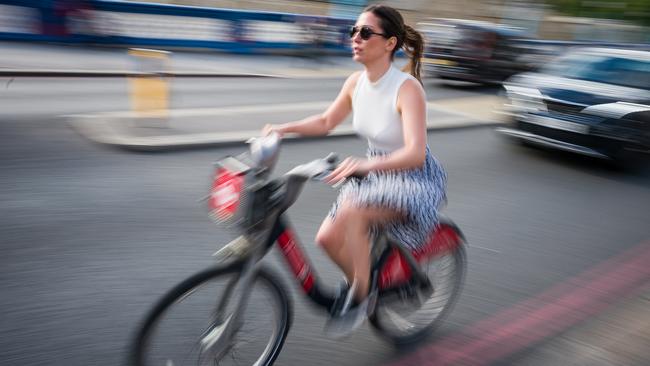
[263,4,447,331]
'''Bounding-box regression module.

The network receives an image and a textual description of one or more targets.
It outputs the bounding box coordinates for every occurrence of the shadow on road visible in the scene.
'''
[506,140,650,185]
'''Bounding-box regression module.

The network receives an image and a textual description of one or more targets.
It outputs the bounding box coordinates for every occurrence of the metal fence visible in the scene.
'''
[0,0,354,54]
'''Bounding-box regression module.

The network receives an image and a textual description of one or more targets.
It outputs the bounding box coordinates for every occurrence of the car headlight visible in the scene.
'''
[503,85,547,113]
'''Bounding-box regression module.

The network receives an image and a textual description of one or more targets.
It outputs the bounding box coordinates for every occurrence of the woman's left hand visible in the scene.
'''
[326,157,372,185]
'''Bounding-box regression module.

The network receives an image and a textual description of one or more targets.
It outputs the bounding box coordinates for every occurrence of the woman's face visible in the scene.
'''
[351,12,395,64]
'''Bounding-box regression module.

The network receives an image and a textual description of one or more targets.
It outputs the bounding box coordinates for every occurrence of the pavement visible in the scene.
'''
[0,41,506,150]
[517,286,650,366]
[65,94,506,151]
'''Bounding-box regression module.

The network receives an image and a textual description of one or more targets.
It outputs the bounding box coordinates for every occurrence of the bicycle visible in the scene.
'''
[131,133,467,366]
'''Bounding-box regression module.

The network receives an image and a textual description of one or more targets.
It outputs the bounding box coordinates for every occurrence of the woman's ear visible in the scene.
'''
[385,36,397,52]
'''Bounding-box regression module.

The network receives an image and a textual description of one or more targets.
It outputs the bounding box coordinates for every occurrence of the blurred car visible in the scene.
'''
[497,47,650,164]
[419,19,533,84]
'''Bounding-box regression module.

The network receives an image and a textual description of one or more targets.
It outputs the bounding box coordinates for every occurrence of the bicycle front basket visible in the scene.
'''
[207,155,253,227]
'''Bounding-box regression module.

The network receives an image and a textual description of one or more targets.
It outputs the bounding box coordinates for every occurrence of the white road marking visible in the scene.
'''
[66,96,502,121]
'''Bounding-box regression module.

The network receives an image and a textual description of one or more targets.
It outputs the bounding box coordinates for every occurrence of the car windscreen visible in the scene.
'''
[542,52,650,90]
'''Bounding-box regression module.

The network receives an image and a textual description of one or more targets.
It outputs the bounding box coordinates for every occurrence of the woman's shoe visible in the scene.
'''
[324,297,368,339]
[324,280,373,338]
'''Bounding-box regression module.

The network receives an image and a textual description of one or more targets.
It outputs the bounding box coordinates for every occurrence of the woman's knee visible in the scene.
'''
[316,204,372,246]
[316,216,341,248]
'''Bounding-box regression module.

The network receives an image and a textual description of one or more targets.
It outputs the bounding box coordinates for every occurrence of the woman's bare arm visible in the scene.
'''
[265,71,360,136]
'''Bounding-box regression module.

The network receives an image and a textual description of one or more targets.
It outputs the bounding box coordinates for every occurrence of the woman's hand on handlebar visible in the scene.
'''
[326,157,371,185]
[262,124,285,137]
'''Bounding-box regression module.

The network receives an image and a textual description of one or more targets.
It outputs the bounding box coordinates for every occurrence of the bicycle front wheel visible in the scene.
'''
[131,262,292,366]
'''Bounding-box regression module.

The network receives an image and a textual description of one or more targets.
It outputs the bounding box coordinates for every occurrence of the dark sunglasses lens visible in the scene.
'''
[359,27,372,40]
[350,26,374,40]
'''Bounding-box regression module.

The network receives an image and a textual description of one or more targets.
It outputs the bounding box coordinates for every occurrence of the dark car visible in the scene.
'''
[419,18,533,84]
[497,47,650,164]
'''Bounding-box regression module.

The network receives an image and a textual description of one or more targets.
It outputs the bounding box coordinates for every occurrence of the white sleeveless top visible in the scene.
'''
[352,65,418,153]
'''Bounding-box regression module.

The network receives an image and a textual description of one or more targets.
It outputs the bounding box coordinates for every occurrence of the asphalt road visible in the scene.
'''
[2,112,649,365]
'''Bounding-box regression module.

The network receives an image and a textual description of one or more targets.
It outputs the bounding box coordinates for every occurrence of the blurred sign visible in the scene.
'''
[128,48,170,122]
[242,20,309,43]
[92,11,232,42]
[0,0,355,53]
[0,4,38,34]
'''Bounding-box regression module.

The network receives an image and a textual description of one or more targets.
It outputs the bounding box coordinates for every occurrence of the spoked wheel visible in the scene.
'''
[370,243,466,345]
[131,262,292,366]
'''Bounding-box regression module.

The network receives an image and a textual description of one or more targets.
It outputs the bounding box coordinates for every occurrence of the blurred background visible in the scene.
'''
[1,1,649,366]
[1,0,648,51]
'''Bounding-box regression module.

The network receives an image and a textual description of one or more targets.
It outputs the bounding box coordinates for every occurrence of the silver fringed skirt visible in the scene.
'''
[328,146,447,250]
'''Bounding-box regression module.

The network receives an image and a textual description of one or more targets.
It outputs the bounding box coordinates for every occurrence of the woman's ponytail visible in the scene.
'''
[401,24,424,85]
[363,4,424,84]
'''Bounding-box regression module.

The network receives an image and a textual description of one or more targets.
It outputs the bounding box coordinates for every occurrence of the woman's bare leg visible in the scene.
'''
[317,202,401,302]
[316,215,356,282]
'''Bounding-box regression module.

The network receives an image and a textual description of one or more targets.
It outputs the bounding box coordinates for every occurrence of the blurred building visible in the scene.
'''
[130,0,648,42]
[2,0,644,49]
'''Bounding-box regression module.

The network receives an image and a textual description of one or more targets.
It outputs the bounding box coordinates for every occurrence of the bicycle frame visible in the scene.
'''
[267,213,465,314]
[200,213,464,359]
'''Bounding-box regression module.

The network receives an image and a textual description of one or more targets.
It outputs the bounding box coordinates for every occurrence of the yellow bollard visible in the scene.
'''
[128,48,171,126]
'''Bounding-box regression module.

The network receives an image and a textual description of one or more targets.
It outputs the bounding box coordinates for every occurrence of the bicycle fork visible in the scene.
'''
[199,255,260,359]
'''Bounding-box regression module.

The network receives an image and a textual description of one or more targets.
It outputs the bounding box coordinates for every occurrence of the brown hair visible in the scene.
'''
[363,4,424,84]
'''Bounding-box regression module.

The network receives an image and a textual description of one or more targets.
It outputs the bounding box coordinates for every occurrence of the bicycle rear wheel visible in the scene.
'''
[370,243,466,345]
[131,262,292,366]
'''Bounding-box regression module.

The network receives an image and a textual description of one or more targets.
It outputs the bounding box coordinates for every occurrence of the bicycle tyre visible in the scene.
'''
[370,242,467,345]
[130,262,292,366]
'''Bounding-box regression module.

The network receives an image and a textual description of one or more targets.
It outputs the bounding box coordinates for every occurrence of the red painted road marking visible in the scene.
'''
[389,240,650,366]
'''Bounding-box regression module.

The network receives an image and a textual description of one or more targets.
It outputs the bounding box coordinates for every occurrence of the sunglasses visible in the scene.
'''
[349,26,389,40]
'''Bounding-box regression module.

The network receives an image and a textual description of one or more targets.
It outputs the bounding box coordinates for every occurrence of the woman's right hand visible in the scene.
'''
[262,124,284,137]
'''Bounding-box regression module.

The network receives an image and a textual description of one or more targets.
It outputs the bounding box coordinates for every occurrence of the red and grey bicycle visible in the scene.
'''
[131,134,467,366]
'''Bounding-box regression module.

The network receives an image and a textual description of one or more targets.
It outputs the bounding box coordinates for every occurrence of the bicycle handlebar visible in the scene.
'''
[275,152,339,211]
[246,133,367,211]
[284,153,339,181]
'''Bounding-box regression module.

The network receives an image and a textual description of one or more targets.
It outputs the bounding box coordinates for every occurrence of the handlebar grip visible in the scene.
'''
[325,153,338,164]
